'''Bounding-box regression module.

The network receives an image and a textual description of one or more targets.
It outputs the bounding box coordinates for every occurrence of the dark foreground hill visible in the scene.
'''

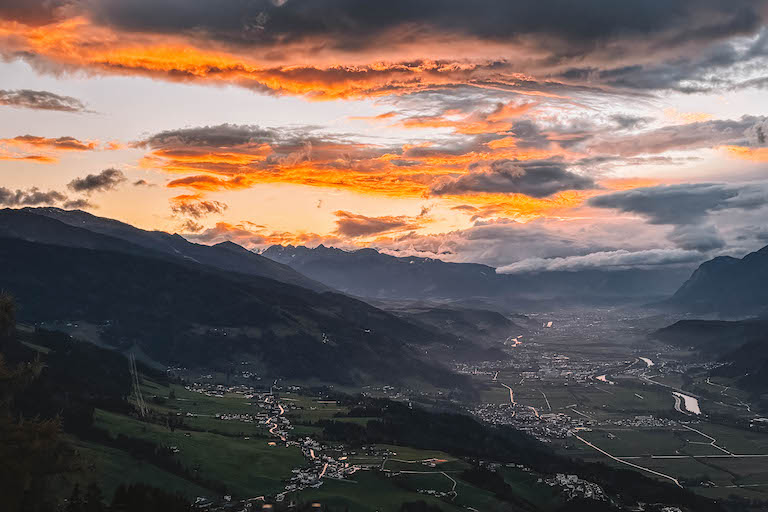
[263,244,693,304]
[0,237,463,387]
[6,208,328,292]
[664,245,768,316]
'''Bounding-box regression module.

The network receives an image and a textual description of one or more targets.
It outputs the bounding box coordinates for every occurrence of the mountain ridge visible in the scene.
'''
[262,244,695,304]
[0,235,466,387]
[664,243,768,316]
[16,207,329,292]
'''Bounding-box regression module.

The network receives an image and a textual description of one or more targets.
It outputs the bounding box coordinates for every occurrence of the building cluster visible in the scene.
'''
[543,473,606,501]
[472,403,588,441]
[609,415,677,429]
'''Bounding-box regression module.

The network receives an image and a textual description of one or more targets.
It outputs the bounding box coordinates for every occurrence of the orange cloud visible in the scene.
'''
[396,101,538,134]
[0,153,57,163]
[349,112,398,122]
[105,140,126,151]
[334,210,428,238]
[183,220,347,249]
[0,135,98,151]
[170,193,228,218]
[599,177,665,190]
[137,121,582,224]
[444,190,593,220]
[663,108,713,124]
[721,145,768,162]
[0,134,108,164]
[0,17,546,100]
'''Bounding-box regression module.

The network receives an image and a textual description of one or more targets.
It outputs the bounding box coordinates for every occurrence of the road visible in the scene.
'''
[640,375,700,399]
[672,393,684,414]
[567,405,593,419]
[574,434,683,488]
[441,471,458,499]
[681,424,734,456]
[540,390,552,411]
[706,377,753,412]
[500,383,515,404]
[620,454,768,459]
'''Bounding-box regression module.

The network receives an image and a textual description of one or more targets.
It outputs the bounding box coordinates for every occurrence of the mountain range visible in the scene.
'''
[13,207,327,292]
[262,244,694,305]
[651,244,768,394]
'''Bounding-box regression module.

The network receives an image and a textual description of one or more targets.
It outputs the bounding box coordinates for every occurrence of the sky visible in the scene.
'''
[1,0,768,272]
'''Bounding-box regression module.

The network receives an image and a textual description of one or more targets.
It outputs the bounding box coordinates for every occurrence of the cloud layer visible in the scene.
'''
[430,160,595,198]
[497,249,705,273]
[0,89,87,112]
[1,1,767,99]
[588,183,768,225]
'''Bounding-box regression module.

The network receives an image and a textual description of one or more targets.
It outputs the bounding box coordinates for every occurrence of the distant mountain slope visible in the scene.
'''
[16,207,328,292]
[262,244,693,303]
[664,245,768,316]
[653,317,768,394]
[652,318,768,355]
[0,237,463,387]
[392,306,528,347]
[712,333,768,393]
[263,244,500,299]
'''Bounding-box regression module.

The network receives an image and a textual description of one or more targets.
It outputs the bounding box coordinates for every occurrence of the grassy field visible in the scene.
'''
[281,392,350,423]
[298,470,464,512]
[94,409,305,498]
[64,436,212,500]
[499,466,563,510]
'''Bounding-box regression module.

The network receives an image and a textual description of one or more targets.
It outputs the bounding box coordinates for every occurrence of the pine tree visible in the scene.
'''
[66,484,83,512]
[84,483,105,512]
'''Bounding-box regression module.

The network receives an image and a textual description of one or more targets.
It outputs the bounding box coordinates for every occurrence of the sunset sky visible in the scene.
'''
[2,0,768,271]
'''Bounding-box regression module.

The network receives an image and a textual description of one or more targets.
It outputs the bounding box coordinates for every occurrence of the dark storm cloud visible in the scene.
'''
[430,160,596,198]
[588,183,768,225]
[85,0,766,55]
[0,89,87,112]
[0,187,67,206]
[558,28,768,93]
[0,0,71,25]
[63,198,96,209]
[67,168,127,193]
[137,123,350,158]
[667,224,726,252]
[139,124,283,149]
